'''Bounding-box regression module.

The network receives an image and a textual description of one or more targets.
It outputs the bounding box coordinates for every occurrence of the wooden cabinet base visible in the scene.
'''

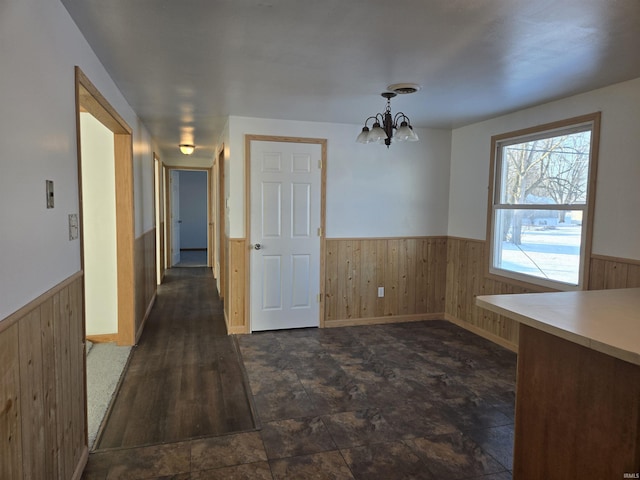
[514,325,640,478]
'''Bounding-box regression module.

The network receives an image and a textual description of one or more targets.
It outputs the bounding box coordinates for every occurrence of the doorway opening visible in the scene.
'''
[75,67,135,449]
[167,168,212,268]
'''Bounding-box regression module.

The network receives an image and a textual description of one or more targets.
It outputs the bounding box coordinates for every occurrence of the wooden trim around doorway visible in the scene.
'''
[75,67,136,347]
[243,135,328,333]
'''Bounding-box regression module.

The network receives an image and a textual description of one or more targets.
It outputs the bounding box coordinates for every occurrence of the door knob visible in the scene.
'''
[253,243,262,250]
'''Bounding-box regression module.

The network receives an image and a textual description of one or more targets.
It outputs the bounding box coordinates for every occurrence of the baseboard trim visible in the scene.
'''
[224,310,248,334]
[228,324,249,334]
[324,313,443,329]
[71,446,89,480]
[444,313,518,352]
[86,333,119,344]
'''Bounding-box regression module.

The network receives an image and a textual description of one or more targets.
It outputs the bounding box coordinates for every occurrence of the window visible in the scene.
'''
[487,113,600,290]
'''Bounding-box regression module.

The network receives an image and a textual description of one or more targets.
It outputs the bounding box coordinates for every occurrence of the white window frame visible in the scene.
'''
[486,113,601,291]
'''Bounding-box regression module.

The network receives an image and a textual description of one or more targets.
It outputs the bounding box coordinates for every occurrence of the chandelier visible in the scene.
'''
[356,89,419,147]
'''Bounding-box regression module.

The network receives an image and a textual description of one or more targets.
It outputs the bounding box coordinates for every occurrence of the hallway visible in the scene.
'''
[94,268,256,450]
[82,269,516,479]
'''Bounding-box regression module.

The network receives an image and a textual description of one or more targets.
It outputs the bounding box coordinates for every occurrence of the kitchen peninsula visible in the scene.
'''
[477,288,640,480]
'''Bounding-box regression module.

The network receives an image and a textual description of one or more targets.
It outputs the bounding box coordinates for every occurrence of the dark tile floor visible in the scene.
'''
[82,320,516,479]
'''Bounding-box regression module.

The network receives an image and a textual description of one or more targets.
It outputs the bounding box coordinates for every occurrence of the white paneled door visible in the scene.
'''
[250,140,322,331]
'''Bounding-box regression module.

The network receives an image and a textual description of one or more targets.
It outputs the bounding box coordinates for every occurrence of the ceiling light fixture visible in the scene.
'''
[356,87,420,148]
[179,144,195,155]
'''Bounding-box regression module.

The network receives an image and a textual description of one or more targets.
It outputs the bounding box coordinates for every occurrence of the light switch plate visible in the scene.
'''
[68,214,79,240]
[46,180,54,208]
[378,286,385,298]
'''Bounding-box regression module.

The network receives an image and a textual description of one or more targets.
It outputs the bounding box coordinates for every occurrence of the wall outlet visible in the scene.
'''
[377,286,384,298]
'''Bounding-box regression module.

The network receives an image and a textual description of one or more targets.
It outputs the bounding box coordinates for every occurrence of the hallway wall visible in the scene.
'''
[1,1,158,477]
[0,0,157,322]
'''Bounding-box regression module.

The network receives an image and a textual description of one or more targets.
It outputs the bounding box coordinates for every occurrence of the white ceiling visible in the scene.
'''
[60,0,640,159]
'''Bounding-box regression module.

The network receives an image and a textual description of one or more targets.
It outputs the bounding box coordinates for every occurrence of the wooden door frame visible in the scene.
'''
[217,148,226,299]
[75,67,135,347]
[165,166,212,268]
[153,153,165,284]
[244,135,327,332]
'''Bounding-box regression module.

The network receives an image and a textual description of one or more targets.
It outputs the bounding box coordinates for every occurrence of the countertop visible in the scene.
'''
[476,288,640,366]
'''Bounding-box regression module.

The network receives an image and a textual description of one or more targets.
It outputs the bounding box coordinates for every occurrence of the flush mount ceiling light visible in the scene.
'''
[356,87,420,148]
[179,144,195,155]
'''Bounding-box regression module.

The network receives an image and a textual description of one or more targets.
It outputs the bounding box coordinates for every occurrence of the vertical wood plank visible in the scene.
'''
[53,288,72,480]
[68,278,85,469]
[360,240,378,319]
[324,240,338,322]
[384,239,400,316]
[604,261,629,289]
[414,239,428,314]
[588,257,605,290]
[398,239,417,315]
[350,241,362,318]
[375,239,387,317]
[627,264,640,288]
[18,308,46,480]
[229,239,247,332]
[40,298,60,478]
[0,323,23,480]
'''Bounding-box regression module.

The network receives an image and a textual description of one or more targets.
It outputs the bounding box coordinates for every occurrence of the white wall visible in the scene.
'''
[449,77,640,261]
[227,116,452,239]
[80,113,118,335]
[0,0,156,320]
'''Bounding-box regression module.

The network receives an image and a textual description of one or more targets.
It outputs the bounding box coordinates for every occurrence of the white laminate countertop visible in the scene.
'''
[476,288,640,366]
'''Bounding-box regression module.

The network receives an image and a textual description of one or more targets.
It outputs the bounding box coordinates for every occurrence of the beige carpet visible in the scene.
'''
[86,341,132,450]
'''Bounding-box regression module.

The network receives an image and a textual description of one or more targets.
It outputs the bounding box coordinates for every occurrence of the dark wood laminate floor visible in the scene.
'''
[95,267,256,450]
[84,319,517,479]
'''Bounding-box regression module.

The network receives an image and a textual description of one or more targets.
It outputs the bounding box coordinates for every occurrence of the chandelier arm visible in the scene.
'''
[363,115,379,127]
[393,112,410,126]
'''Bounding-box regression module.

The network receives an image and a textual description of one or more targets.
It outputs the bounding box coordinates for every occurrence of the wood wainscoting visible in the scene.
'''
[589,254,640,290]
[221,234,640,345]
[0,273,87,480]
[446,237,640,351]
[226,238,247,334]
[445,237,536,350]
[324,237,448,328]
[134,228,157,342]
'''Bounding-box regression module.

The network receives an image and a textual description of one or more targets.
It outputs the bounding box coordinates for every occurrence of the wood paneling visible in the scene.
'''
[0,273,87,480]
[324,237,447,327]
[449,237,640,350]
[446,237,539,349]
[135,229,157,341]
[514,324,640,479]
[589,254,640,290]
[0,323,22,480]
[227,239,247,334]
